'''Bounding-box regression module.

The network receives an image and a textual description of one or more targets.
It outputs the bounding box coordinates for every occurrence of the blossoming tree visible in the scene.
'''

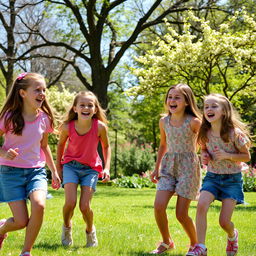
[133,11,256,107]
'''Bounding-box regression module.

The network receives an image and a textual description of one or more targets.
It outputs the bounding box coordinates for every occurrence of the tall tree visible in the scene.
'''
[17,0,220,108]
[0,0,71,94]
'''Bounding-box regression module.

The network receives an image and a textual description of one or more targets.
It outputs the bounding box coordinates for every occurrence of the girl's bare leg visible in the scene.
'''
[154,190,174,251]
[176,196,197,246]
[196,191,214,244]
[79,186,94,233]
[219,199,236,237]
[0,200,28,235]
[21,190,46,253]
[63,183,78,227]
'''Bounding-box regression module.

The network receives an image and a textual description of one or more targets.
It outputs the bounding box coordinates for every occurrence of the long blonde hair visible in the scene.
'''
[164,83,201,119]
[198,93,251,145]
[63,91,108,124]
[0,73,54,135]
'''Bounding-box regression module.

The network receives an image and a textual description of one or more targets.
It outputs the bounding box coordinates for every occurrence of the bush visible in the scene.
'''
[117,144,155,176]
[243,166,256,192]
[112,173,156,188]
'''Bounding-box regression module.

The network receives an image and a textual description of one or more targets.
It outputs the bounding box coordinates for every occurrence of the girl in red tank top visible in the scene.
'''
[56,91,111,248]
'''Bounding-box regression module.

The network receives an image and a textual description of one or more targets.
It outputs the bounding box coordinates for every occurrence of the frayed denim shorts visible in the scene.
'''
[0,165,48,203]
[63,161,99,191]
[201,172,244,204]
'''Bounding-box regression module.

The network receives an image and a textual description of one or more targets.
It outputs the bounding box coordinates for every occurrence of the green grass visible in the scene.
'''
[1,186,256,255]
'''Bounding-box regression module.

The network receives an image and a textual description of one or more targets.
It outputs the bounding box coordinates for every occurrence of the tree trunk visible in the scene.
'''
[90,67,110,109]
[6,63,14,95]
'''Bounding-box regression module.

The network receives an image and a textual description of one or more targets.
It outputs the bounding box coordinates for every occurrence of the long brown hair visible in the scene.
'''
[164,83,201,119]
[63,91,108,124]
[0,73,54,135]
[198,93,251,145]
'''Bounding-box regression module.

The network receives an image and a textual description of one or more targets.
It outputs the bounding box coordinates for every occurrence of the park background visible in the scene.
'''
[0,0,256,255]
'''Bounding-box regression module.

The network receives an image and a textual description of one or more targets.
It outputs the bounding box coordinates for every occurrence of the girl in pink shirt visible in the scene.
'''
[0,73,61,256]
[56,91,111,248]
[191,94,251,256]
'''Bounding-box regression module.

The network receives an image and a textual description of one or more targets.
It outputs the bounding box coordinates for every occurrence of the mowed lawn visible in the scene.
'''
[0,185,256,255]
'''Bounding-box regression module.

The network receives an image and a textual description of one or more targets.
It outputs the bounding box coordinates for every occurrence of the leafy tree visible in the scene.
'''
[16,0,219,108]
[133,11,256,107]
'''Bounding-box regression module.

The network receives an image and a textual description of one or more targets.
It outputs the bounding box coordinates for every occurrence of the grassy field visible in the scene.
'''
[0,185,256,255]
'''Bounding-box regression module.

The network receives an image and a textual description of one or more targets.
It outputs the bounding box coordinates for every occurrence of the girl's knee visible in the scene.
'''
[32,201,45,214]
[197,201,209,214]
[64,200,77,210]
[176,212,189,223]
[79,203,91,215]
[154,201,167,212]
[15,218,29,229]
[219,218,231,230]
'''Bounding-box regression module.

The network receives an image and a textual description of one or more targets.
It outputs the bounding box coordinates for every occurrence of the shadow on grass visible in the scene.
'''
[34,242,80,251]
[209,204,256,212]
[133,204,256,212]
[127,251,183,256]
[48,187,156,198]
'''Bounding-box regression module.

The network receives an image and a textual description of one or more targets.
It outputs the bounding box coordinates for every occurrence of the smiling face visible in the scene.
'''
[166,88,187,114]
[19,79,46,110]
[203,96,223,123]
[73,95,97,120]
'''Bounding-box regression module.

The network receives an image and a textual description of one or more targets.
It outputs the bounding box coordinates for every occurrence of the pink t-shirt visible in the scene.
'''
[0,111,53,168]
[61,118,103,173]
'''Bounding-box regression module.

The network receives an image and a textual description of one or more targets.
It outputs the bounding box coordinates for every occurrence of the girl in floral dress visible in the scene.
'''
[190,94,251,256]
[150,84,201,255]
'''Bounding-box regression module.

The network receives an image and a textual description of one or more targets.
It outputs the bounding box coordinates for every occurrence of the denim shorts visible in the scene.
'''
[201,172,244,204]
[0,165,48,203]
[63,161,99,190]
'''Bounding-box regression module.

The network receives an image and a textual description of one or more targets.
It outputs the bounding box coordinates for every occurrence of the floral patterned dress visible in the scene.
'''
[157,115,201,200]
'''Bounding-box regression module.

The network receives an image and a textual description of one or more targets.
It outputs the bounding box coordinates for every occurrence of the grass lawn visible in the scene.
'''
[0,185,256,255]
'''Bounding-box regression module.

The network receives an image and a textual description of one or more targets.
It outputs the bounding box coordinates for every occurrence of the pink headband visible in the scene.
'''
[17,72,27,81]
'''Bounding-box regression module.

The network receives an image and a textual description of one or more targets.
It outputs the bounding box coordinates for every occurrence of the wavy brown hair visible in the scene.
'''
[63,91,108,125]
[0,73,54,135]
[164,83,201,119]
[198,93,251,145]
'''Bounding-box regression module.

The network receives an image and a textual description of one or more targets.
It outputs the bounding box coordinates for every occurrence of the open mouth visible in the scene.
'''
[170,105,177,110]
[81,112,90,116]
[36,99,43,103]
[207,113,215,118]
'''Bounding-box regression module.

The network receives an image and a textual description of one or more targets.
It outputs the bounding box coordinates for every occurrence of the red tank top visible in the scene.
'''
[61,118,102,172]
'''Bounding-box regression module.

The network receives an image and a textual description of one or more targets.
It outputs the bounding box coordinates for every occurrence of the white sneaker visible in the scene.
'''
[61,225,73,246]
[86,226,98,247]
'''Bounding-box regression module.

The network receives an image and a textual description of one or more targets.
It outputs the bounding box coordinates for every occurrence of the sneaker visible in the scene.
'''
[186,245,195,256]
[86,226,98,247]
[190,244,207,256]
[61,225,73,246]
[226,229,238,256]
[0,219,7,250]
[19,252,32,256]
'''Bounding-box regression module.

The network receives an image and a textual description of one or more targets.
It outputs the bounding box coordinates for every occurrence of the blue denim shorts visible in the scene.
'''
[201,172,244,204]
[0,165,48,203]
[63,161,99,190]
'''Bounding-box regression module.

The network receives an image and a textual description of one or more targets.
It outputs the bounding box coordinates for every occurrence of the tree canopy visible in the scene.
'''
[133,11,256,104]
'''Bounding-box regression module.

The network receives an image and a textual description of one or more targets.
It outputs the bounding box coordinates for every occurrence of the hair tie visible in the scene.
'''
[17,72,27,80]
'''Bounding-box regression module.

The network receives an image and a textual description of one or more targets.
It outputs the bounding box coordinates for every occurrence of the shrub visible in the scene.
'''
[243,166,256,192]
[112,172,156,189]
[117,144,155,176]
